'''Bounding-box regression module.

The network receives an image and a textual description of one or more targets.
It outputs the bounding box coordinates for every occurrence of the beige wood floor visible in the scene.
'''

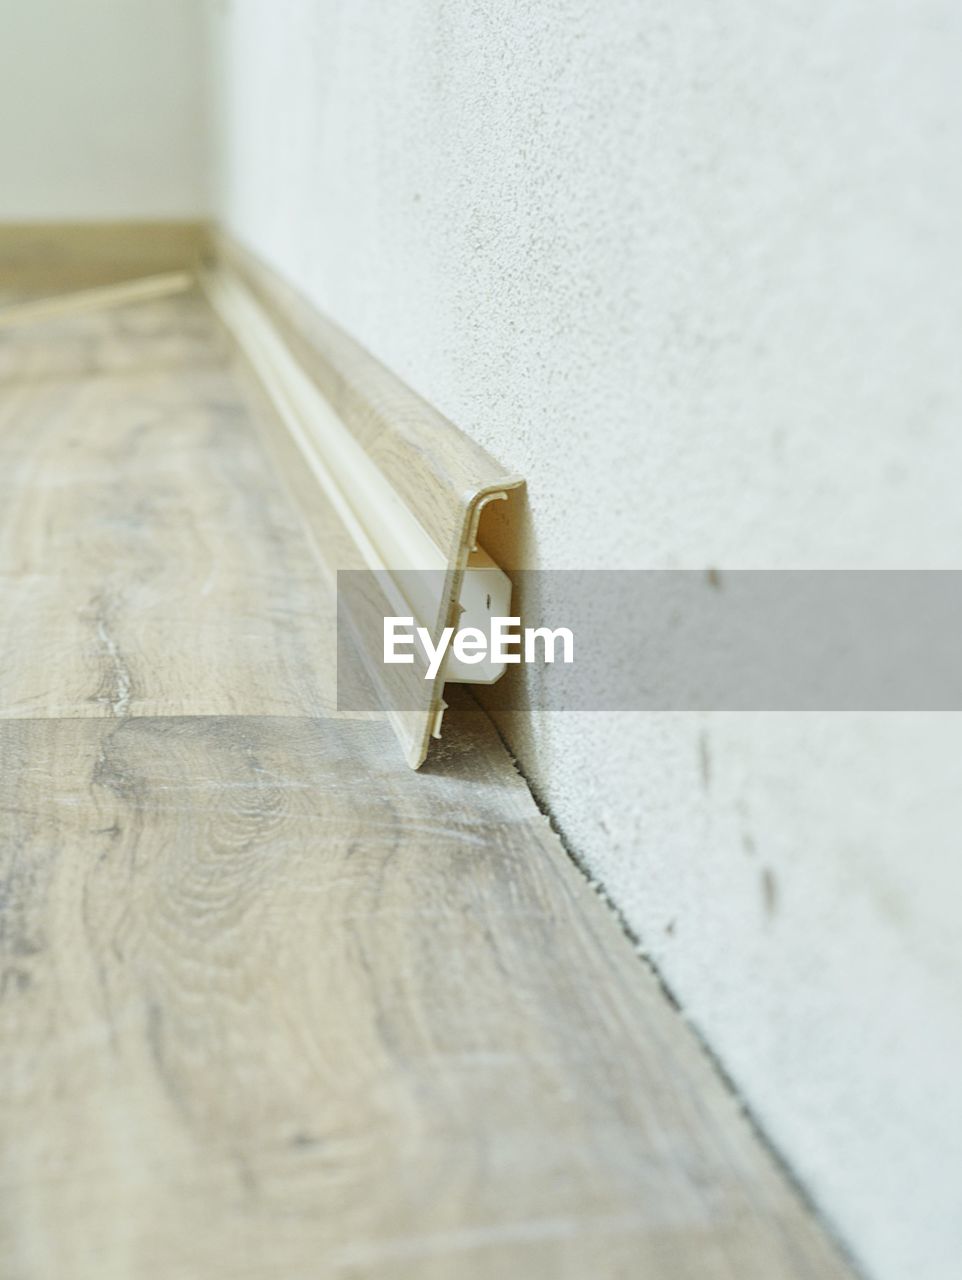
[0,290,851,1279]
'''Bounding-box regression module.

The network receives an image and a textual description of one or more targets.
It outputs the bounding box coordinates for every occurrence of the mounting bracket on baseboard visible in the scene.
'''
[201,251,523,768]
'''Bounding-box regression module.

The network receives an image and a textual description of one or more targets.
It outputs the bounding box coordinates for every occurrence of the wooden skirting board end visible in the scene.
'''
[0,221,523,768]
[202,236,524,768]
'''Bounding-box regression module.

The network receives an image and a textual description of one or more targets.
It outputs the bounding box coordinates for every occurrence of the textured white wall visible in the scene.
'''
[0,0,207,219]
[206,3,962,1277]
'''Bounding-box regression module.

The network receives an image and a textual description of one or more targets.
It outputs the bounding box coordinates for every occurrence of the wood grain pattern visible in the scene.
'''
[0,292,337,720]
[0,287,225,386]
[0,712,850,1280]
[0,284,852,1278]
[204,244,525,768]
[211,232,524,568]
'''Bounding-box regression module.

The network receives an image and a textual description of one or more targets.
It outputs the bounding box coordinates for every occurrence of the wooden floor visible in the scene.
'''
[0,289,850,1279]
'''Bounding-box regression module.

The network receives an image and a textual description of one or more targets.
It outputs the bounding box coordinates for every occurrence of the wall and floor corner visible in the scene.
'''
[1,3,960,1277]
[202,5,962,1278]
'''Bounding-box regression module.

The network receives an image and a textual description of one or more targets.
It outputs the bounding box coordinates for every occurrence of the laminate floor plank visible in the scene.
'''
[0,713,848,1280]
[0,291,851,1279]
[0,290,226,387]
[0,295,337,720]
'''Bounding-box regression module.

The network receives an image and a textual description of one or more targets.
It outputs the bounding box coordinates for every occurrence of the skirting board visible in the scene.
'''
[0,220,524,767]
[202,234,524,769]
[0,271,193,329]
[0,221,207,294]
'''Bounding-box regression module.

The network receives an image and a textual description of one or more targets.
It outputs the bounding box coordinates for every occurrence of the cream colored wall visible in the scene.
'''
[0,0,206,219]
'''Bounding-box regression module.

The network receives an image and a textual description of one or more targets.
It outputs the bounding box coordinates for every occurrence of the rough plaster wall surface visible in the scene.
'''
[206,3,962,1276]
[0,0,206,219]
